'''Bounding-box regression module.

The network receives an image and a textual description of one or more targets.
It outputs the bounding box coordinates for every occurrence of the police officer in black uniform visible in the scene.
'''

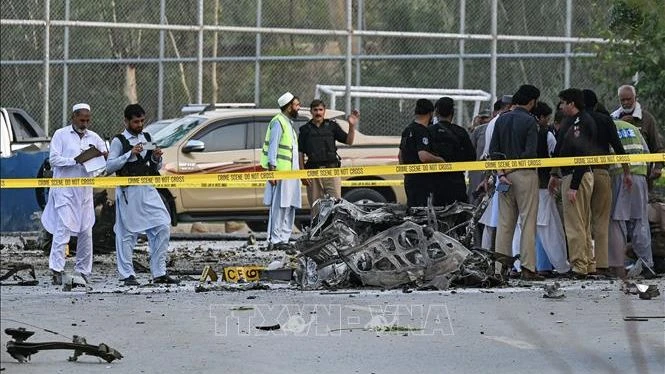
[428,97,476,206]
[298,99,358,207]
[399,99,444,207]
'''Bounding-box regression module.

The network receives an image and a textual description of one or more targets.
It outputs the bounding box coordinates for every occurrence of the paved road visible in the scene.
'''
[1,278,663,373]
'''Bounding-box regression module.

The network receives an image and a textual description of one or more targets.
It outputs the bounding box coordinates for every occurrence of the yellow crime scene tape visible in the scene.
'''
[1,153,663,189]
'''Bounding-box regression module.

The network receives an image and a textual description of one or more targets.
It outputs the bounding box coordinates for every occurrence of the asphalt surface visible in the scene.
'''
[1,236,664,373]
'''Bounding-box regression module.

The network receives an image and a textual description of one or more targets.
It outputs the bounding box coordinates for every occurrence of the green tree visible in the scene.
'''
[593,0,665,132]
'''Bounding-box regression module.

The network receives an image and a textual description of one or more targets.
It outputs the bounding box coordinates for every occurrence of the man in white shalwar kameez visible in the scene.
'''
[41,103,107,285]
[533,103,570,274]
[261,92,302,249]
[106,104,177,286]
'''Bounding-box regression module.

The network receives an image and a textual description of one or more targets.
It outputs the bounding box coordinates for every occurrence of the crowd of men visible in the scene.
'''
[399,84,664,280]
[42,85,662,287]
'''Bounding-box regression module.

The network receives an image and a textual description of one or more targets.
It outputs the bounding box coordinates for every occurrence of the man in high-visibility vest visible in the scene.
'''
[260,92,302,250]
[608,120,654,278]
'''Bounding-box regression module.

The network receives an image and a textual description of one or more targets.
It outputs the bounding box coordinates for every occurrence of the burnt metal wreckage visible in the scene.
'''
[294,193,506,290]
[0,263,38,286]
[5,327,123,364]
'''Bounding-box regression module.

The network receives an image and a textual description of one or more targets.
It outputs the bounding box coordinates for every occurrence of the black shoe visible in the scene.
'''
[153,275,180,284]
[52,270,63,285]
[640,268,659,280]
[521,268,545,281]
[562,271,588,280]
[120,275,140,286]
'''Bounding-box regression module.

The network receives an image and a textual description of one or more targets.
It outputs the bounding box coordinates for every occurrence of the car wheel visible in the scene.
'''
[158,189,177,226]
[246,220,268,232]
[343,188,387,205]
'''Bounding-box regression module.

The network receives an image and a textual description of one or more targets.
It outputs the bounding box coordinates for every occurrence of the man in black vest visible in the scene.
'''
[298,99,358,208]
[399,99,444,208]
[106,104,178,286]
[428,97,476,206]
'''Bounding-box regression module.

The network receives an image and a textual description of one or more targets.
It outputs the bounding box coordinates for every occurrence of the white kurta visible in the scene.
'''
[41,125,105,275]
[262,116,301,244]
[106,129,171,278]
[41,126,106,234]
[536,189,570,272]
[262,117,302,209]
[106,130,170,233]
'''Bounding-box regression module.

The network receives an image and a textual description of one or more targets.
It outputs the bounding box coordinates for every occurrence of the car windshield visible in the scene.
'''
[154,116,202,148]
[144,120,174,139]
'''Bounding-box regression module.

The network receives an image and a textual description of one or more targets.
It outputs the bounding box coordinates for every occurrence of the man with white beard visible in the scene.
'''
[611,85,664,186]
[41,103,107,285]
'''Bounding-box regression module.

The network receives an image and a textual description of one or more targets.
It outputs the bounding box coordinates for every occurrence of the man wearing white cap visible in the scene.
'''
[260,92,302,249]
[41,103,107,285]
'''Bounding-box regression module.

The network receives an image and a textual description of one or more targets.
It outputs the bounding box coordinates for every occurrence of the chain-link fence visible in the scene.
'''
[1,0,614,139]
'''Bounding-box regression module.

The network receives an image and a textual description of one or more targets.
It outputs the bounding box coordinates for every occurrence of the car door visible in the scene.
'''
[179,119,256,210]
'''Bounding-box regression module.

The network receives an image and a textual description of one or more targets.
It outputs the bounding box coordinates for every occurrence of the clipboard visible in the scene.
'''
[75,146,102,164]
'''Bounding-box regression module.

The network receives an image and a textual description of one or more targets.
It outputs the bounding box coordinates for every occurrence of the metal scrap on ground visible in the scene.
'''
[294,198,505,290]
[5,327,123,363]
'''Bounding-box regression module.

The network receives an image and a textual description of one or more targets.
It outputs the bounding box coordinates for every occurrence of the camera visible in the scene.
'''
[496,183,510,193]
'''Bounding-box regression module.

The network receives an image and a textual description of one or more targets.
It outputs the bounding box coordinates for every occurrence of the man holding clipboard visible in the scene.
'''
[41,103,107,286]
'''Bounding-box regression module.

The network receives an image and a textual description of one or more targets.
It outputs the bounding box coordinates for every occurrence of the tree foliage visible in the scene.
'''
[593,0,665,131]
[2,0,649,137]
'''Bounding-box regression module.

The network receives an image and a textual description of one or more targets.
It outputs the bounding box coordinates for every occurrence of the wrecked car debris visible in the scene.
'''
[5,327,123,363]
[294,198,505,290]
[0,263,38,286]
[194,282,270,293]
[255,324,280,331]
[543,282,565,299]
[623,315,665,322]
[340,221,470,289]
[622,282,660,300]
[638,285,660,300]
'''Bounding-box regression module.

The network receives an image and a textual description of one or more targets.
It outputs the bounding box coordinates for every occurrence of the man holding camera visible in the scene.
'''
[106,104,177,286]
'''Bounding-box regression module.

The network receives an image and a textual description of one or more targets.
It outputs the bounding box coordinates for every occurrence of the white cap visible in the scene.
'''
[277,92,294,108]
[72,103,91,112]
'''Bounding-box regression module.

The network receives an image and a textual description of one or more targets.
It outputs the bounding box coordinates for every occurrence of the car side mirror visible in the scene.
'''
[182,139,205,153]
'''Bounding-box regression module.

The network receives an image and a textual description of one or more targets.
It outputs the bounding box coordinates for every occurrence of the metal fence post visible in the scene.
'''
[254,0,262,106]
[354,0,363,115]
[44,0,50,134]
[158,0,165,119]
[565,0,572,89]
[61,0,70,127]
[490,0,497,102]
[344,0,352,116]
[197,0,203,104]
[457,0,466,126]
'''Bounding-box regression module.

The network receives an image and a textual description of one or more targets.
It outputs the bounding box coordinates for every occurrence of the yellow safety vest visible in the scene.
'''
[260,113,294,171]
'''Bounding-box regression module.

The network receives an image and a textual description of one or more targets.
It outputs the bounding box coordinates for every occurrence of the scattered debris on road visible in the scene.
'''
[293,198,505,290]
[0,263,38,286]
[543,282,565,299]
[5,327,123,363]
[623,315,665,322]
[255,324,280,331]
[194,282,270,293]
[623,282,660,300]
